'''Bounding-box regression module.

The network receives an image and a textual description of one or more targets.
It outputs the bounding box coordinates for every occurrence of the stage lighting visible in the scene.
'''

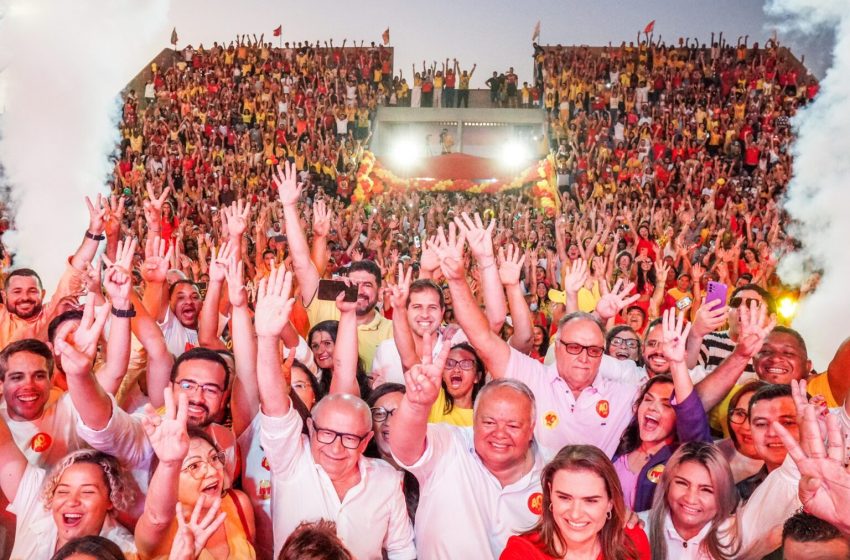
[500,140,531,169]
[777,295,798,321]
[389,137,423,168]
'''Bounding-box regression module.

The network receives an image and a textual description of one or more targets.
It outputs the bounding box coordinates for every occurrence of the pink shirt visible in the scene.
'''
[504,348,639,457]
[613,454,639,510]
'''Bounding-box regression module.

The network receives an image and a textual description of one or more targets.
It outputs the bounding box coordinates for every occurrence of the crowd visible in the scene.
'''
[0,32,848,560]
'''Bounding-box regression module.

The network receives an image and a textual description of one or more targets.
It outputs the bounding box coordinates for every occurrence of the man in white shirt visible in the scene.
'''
[253,266,415,560]
[390,341,545,560]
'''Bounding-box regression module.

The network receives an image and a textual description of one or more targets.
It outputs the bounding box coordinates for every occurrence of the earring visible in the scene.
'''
[606,510,612,520]
[548,503,553,512]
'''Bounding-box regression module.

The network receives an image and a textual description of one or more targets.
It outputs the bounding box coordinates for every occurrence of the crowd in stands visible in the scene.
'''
[0,31,848,560]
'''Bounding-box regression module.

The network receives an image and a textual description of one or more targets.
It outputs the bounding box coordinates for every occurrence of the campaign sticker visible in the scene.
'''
[527,492,543,515]
[261,456,270,471]
[258,480,271,500]
[543,411,559,429]
[31,432,52,453]
[596,400,610,418]
[647,464,665,483]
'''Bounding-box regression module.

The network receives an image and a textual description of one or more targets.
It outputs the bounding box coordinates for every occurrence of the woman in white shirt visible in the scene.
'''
[0,416,137,560]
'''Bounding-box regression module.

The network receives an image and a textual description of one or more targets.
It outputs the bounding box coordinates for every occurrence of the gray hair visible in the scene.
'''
[473,379,537,427]
[312,393,372,431]
[557,311,605,336]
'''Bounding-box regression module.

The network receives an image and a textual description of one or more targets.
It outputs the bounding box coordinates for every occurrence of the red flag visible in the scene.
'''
[273,25,282,37]
[170,27,178,45]
[382,27,390,46]
[643,20,655,34]
[532,20,541,43]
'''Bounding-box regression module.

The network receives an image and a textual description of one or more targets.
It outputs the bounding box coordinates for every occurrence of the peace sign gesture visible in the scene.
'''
[402,330,452,408]
[141,386,190,465]
[54,296,110,379]
[273,160,303,207]
[388,263,413,311]
[85,194,109,236]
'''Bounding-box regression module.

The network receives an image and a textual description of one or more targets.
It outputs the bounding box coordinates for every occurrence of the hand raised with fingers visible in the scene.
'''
[54,296,110,378]
[141,386,190,465]
[273,160,303,207]
[312,200,332,237]
[221,199,252,239]
[419,235,440,273]
[432,224,466,281]
[254,264,295,337]
[735,300,776,359]
[497,244,526,287]
[563,258,589,295]
[454,212,495,262]
[692,296,729,338]
[208,241,236,284]
[661,308,691,364]
[85,194,109,235]
[105,195,126,239]
[222,257,248,309]
[141,236,174,284]
[169,495,227,560]
[402,330,452,408]
[595,278,640,321]
[388,263,414,310]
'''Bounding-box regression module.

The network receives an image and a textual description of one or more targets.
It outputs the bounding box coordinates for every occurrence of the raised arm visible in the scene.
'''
[388,265,418,371]
[129,289,174,410]
[329,291,361,397]
[684,297,728,369]
[222,257,257,437]
[389,332,451,465]
[198,241,235,350]
[70,195,109,271]
[498,245,533,353]
[96,238,136,395]
[254,265,296,417]
[311,199,332,275]
[140,236,174,323]
[434,224,511,377]
[274,162,320,306]
[134,387,191,558]
[455,212,505,334]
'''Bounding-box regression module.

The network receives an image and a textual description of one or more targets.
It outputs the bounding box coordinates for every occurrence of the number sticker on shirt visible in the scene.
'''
[527,492,543,515]
[596,400,610,419]
[30,432,52,453]
[543,411,559,429]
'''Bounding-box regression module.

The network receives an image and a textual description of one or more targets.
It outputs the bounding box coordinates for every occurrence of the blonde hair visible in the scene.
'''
[41,449,136,513]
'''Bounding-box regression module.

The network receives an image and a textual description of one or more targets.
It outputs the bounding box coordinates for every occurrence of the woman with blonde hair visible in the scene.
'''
[501,445,650,559]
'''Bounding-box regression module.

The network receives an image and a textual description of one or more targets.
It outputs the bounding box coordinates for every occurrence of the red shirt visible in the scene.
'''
[500,526,651,560]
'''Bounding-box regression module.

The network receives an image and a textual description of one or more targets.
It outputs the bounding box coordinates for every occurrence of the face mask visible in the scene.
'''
[529,303,539,312]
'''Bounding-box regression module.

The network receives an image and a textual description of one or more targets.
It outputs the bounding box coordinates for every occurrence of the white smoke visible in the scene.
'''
[769,0,850,368]
[0,0,170,294]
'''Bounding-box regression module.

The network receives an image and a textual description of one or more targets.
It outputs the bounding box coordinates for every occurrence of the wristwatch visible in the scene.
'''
[111,305,137,318]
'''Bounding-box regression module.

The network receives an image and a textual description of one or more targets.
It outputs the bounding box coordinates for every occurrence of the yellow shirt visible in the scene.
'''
[710,384,744,437]
[428,389,473,427]
[807,372,839,408]
[306,299,393,373]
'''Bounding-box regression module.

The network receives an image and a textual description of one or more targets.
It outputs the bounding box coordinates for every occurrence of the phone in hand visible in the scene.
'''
[705,281,728,311]
[317,279,358,302]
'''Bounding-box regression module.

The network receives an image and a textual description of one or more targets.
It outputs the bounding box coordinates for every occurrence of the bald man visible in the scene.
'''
[254,275,414,560]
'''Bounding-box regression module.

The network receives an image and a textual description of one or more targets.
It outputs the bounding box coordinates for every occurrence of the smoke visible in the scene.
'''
[769,0,850,368]
[0,0,169,294]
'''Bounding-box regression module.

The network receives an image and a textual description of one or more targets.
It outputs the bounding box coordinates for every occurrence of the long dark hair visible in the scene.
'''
[442,343,486,415]
[51,536,125,560]
[521,445,640,559]
[614,375,675,457]
[308,320,371,400]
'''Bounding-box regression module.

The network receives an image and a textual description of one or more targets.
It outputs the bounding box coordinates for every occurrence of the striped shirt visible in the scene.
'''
[699,331,755,375]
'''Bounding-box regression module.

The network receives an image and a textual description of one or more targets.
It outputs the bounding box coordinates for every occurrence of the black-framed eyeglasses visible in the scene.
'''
[177,379,224,398]
[446,358,475,371]
[729,408,748,425]
[182,451,226,479]
[370,407,397,423]
[729,297,761,309]
[312,423,370,449]
[610,337,640,349]
[558,340,605,358]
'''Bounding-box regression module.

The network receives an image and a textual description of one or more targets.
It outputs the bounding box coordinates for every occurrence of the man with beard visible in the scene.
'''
[0,195,112,347]
[274,161,392,372]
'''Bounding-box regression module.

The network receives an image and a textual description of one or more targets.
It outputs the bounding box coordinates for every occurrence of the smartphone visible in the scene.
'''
[414,236,421,248]
[675,296,693,311]
[317,279,358,302]
[705,281,728,311]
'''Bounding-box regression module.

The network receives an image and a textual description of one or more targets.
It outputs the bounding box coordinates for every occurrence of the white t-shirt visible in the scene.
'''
[393,423,547,560]
[7,465,136,560]
[371,328,467,385]
[1,390,82,469]
[158,307,199,357]
[259,404,415,560]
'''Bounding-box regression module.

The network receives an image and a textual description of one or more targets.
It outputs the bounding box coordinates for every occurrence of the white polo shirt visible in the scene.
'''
[393,423,547,560]
[371,328,467,385]
[1,390,82,470]
[237,414,274,560]
[7,464,136,560]
[259,404,415,560]
[504,348,638,457]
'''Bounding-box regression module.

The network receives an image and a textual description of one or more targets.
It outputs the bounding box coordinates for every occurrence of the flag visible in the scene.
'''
[382,27,390,46]
[170,27,178,45]
[273,25,282,37]
[532,20,541,43]
[643,20,655,34]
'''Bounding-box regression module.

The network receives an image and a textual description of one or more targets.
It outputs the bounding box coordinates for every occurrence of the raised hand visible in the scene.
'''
[432,224,466,281]
[419,235,440,274]
[169,495,227,560]
[595,279,640,321]
[692,296,728,338]
[653,259,670,285]
[104,195,125,239]
[563,258,589,295]
[497,244,526,287]
[312,200,332,237]
[141,236,174,284]
[143,185,171,226]
[208,241,236,284]
[54,296,110,378]
[220,199,252,239]
[102,237,137,307]
[141,386,190,465]
[254,264,294,337]
[661,308,691,364]
[222,257,247,309]
[735,300,776,359]
[388,263,413,310]
[402,330,451,407]
[454,212,495,263]
[272,160,303,207]
[85,194,109,236]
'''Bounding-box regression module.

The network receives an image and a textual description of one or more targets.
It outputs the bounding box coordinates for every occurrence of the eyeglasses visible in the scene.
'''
[312,423,370,449]
[446,358,476,371]
[182,451,226,479]
[558,340,605,358]
[729,408,748,425]
[609,337,640,349]
[729,297,762,309]
[370,407,397,423]
[177,379,224,398]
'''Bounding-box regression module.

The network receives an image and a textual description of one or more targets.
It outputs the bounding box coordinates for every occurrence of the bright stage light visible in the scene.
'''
[500,140,531,169]
[390,137,423,168]
[777,296,798,321]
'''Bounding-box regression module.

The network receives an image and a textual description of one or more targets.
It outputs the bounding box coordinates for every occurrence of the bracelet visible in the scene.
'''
[85,231,105,241]
[111,305,137,318]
